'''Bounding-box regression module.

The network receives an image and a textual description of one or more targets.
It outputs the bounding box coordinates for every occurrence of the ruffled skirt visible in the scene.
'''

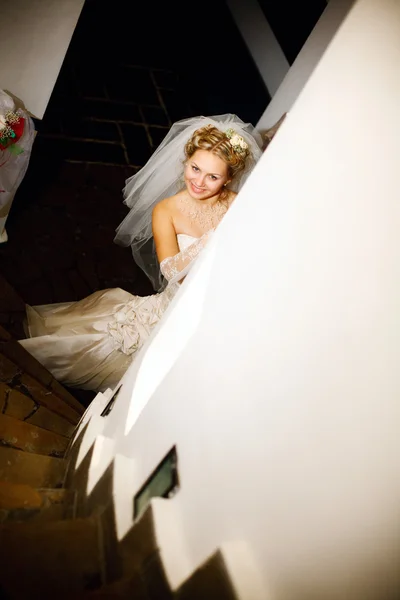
[19,286,177,392]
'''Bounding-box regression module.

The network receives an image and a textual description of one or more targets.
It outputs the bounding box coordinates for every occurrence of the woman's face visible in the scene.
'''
[184,149,229,201]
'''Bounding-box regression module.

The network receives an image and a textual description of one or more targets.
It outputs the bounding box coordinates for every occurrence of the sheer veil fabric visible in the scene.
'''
[114,114,263,290]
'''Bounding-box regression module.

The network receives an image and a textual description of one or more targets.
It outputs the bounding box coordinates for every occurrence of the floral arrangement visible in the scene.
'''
[225,128,248,155]
[0,110,25,155]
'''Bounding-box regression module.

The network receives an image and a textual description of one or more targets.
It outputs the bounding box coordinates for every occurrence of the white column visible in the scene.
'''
[0,0,84,118]
[257,0,355,130]
[226,0,290,97]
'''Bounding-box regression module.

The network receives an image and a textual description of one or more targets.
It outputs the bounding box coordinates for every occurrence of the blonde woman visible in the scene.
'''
[20,115,262,392]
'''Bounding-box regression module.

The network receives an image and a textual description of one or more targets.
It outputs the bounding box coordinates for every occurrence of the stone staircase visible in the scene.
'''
[0,279,175,598]
[0,322,240,599]
[0,323,100,598]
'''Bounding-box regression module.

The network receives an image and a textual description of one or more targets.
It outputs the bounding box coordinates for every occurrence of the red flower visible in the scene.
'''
[11,117,25,141]
[0,116,25,150]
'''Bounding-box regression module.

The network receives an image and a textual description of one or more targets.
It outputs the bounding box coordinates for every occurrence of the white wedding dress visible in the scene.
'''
[19,234,199,393]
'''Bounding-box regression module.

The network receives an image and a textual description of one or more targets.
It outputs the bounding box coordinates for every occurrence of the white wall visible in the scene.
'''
[0,0,84,118]
[257,0,355,130]
[79,0,400,596]
[226,0,289,97]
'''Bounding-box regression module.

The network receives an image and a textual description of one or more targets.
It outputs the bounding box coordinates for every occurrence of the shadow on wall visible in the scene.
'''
[64,425,242,599]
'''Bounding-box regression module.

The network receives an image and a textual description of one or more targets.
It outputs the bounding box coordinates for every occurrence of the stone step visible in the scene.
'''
[0,381,75,437]
[1,501,67,525]
[0,482,74,524]
[0,323,85,417]
[0,353,82,425]
[0,481,43,510]
[28,404,76,438]
[81,572,147,599]
[39,487,68,504]
[0,482,67,510]
[0,517,103,598]
[0,447,66,488]
[0,413,69,456]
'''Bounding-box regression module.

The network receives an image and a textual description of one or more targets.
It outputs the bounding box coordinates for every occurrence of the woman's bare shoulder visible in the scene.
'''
[153,190,184,216]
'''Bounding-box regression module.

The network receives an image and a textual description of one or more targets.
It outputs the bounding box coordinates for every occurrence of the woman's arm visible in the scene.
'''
[152,202,212,284]
[152,201,180,265]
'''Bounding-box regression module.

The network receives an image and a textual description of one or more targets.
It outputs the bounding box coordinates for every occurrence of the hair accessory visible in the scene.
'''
[225,128,248,154]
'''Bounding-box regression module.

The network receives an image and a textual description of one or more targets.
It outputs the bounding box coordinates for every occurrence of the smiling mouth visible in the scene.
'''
[191,182,205,193]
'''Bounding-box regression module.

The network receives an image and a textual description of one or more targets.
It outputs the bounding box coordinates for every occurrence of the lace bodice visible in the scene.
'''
[176,195,229,230]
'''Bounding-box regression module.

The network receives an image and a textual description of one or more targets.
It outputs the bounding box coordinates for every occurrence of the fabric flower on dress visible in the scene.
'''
[108,306,141,355]
[107,288,176,356]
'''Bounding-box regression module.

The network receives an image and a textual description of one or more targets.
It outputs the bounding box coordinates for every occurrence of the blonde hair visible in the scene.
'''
[184,125,250,181]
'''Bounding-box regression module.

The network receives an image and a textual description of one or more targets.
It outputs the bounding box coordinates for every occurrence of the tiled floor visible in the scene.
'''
[0,0,269,336]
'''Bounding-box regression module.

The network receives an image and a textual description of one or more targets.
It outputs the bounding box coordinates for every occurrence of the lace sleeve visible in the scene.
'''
[160,231,213,284]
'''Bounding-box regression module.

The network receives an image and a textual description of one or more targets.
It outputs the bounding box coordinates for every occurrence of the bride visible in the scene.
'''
[19,115,262,392]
